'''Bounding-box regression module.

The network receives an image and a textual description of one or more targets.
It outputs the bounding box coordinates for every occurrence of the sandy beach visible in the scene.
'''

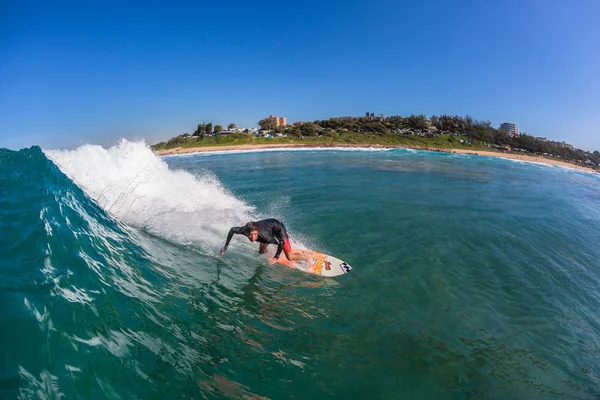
[154,143,598,173]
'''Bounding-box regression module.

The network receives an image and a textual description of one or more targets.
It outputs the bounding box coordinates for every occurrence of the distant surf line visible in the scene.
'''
[155,142,599,175]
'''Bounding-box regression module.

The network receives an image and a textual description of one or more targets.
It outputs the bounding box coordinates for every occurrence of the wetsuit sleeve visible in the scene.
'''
[273,227,287,259]
[223,226,244,250]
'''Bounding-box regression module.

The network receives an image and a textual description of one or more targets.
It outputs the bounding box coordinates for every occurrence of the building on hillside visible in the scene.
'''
[500,122,519,137]
[557,141,574,150]
[266,114,287,128]
[364,112,384,121]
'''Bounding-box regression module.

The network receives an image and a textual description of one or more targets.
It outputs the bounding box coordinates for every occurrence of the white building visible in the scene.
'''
[557,141,574,150]
[500,122,518,137]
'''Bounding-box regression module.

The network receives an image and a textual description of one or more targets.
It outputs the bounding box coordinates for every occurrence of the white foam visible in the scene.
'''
[44,139,255,251]
[476,154,600,176]
[162,145,393,158]
[18,367,65,400]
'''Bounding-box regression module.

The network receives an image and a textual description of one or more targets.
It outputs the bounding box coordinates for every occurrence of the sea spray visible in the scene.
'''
[45,140,255,252]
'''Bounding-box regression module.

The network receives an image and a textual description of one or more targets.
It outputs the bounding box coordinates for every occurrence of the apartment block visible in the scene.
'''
[500,122,519,137]
[267,114,287,128]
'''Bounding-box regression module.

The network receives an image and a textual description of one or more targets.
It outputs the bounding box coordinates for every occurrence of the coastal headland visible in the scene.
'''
[153,143,597,173]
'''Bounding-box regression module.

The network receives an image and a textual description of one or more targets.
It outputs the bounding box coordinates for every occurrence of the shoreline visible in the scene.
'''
[154,143,598,173]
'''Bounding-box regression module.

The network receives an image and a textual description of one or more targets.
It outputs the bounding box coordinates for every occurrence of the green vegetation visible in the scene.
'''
[151,113,600,169]
[151,132,481,151]
[258,118,277,131]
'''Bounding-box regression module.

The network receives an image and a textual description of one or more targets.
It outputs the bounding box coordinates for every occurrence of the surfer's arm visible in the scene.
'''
[272,242,284,260]
[272,229,286,260]
[267,236,286,264]
[220,226,243,255]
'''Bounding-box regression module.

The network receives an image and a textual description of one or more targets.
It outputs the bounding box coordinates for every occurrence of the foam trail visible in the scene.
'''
[45,140,254,251]
[161,146,393,158]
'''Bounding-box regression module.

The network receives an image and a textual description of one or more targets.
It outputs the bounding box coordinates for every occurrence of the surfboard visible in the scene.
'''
[278,249,353,277]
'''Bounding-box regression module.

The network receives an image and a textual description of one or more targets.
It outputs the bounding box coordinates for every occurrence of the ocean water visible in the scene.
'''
[1,140,600,399]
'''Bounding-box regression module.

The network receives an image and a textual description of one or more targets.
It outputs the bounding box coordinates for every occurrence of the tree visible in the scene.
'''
[205,122,213,136]
[406,114,428,130]
[288,126,303,138]
[258,118,276,130]
[322,128,336,137]
[300,122,320,136]
[386,115,405,130]
[464,115,473,132]
[214,125,223,133]
[228,123,236,130]
[193,123,204,136]
[363,121,388,134]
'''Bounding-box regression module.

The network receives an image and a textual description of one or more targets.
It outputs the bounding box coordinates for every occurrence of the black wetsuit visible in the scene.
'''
[223,219,289,258]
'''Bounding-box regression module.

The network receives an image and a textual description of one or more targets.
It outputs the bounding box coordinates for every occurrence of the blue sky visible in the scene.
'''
[1,0,599,151]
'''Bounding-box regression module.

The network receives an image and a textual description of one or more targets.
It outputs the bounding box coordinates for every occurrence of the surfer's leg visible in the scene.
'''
[282,238,310,261]
[258,243,269,254]
[282,238,293,260]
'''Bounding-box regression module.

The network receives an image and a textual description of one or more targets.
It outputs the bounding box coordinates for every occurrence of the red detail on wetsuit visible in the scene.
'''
[283,237,291,253]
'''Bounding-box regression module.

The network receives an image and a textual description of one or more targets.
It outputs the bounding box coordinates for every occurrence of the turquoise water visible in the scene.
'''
[1,141,600,399]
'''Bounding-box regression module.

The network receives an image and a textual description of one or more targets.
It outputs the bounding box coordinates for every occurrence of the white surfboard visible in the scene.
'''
[278,250,353,277]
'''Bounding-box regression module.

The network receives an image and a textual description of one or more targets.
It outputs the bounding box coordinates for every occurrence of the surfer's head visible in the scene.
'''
[245,222,259,242]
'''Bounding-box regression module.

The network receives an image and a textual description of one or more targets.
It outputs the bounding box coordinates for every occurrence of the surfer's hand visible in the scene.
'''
[219,248,226,256]
[267,257,278,265]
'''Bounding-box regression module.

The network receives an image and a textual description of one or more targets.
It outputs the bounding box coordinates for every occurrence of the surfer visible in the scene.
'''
[220,218,300,265]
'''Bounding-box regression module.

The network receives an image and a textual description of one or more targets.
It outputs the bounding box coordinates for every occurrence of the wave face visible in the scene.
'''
[2,141,600,399]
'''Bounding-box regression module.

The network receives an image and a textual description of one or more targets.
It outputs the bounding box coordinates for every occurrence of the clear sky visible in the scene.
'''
[1,0,599,151]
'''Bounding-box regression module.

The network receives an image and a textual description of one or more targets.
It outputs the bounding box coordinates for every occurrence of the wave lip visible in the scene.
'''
[45,139,254,249]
